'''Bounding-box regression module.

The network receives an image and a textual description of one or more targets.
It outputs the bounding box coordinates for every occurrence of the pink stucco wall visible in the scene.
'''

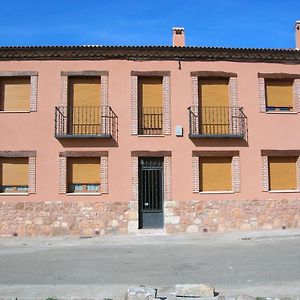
[1,60,300,199]
[1,59,300,235]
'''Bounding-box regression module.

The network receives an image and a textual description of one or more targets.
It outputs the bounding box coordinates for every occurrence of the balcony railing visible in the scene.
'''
[55,106,118,139]
[188,106,247,138]
[138,107,163,135]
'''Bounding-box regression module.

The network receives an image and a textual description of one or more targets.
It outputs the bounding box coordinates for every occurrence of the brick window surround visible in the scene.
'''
[258,73,300,113]
[192,150,241,193]
[0,71,38,111]
[59,151,108,194]
[261,150,300,191]
[0,151,36,194]
[129,151,172,233]
[191,71,238,108]
[131,71,171,135]
[61,71,109,107]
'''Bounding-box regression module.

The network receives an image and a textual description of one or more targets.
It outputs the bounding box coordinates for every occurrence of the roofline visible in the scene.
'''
[0,45,299,63]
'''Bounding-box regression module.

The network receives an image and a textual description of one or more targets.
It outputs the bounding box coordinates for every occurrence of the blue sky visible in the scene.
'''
[0,0,299,48]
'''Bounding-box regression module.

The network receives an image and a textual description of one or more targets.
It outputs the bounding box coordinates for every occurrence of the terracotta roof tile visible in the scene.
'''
[0,45,299,63]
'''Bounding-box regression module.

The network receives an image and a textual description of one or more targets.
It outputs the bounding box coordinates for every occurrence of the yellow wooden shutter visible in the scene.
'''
[198,78,229,107]
[268,156,297,190]
[68,77,101,134]
[265,79,293,109]
[138,76,163,108]
[1,77,31,111]
[198,78,229,134]
[67,157,100,184]
[200,156,232,191]
[68,77,101,106]
[1,158,28,186]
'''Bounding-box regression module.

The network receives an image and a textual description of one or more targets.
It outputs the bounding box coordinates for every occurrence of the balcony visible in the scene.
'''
[188,106,247,138]
[55,106,118,139]
[138,107,163,135]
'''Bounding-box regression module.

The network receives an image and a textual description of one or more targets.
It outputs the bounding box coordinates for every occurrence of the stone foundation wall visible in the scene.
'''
[1,199,300,237]
[165,199,300,234]
[0,201,128,237]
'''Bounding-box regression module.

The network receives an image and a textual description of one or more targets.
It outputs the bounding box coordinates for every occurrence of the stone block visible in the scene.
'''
[187,225,199,233]
[175,284,215,298]
[125,285,156,300]
[165,216,180,225]
[128,220,139,233]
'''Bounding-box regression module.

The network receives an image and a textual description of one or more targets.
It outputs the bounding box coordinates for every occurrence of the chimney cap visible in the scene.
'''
[295,20,300,29]
[173,27,184,31]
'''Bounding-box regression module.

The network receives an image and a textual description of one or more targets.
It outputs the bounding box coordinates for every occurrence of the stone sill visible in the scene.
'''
[269,190,300,193]
[0,193,29,196]
[265,111,297,114]
[0,110,31,113]
[199,191,234,194]
[66,193,101,196]
[137,135,165,137]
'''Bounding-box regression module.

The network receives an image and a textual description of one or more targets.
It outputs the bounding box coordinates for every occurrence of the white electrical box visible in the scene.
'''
[175,125,183,137]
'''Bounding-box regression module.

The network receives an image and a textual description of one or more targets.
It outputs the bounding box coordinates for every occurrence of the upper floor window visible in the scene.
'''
[258,73,300,113]
[130,71,171,136]
[0,77,31,111]
[138,76,163,135]
[265,79,294,112]
[0,157,28,193]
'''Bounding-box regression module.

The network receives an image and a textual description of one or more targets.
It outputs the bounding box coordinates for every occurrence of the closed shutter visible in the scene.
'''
[200,156,232,191]
[198,78,229,107]
[265,79,293,109]
[1,158,28,186]
[1,77,31,111]
[198,78,229,134]
[67,157,100,184]
[68,77,101,134]
[268,156,297,190]
[138,76,163,133]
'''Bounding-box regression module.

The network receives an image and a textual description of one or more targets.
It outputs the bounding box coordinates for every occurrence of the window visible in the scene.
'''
[198,78,230,135]
[268,156,297,190]
[67,157,100,193]
[0,77,31,111]
[138,76,163,135]
[68,76,101,135]
[0,157,28,193]
[265,79,294,112]
[199,156,232,192]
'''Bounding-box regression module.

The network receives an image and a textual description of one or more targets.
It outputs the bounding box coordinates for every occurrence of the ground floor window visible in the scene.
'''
[268,156,297,191]
[67,157,100,193]
[199,156,232,192]
[0,157,28,193]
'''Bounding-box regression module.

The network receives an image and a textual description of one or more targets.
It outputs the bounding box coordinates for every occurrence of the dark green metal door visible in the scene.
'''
[138,157,164,229]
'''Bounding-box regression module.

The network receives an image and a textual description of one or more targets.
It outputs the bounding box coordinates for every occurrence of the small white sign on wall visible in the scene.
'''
[175,125,183,137]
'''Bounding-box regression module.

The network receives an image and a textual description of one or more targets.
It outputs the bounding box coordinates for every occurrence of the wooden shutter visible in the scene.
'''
[200,156,232,191]
[265,79,293,109]
[138,76,163,108]
[0,158,28,186]
[268,156,297,190]
[68,77,101,134]
[1,77,31,111]
[198,78,229,107]
[138,76,163,133]
[198,78,229,134]
[67,157,100,184]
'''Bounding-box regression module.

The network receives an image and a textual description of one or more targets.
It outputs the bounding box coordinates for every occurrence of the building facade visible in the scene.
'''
[1,24,300,236]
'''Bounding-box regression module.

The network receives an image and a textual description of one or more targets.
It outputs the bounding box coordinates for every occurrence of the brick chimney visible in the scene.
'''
[295,21,300,49]
[172,27,185,47]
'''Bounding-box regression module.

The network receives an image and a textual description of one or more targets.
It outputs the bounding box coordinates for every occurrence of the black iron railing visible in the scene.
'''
[55,106,118,139]
[188,106,247,138]
[138,107,163,135]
